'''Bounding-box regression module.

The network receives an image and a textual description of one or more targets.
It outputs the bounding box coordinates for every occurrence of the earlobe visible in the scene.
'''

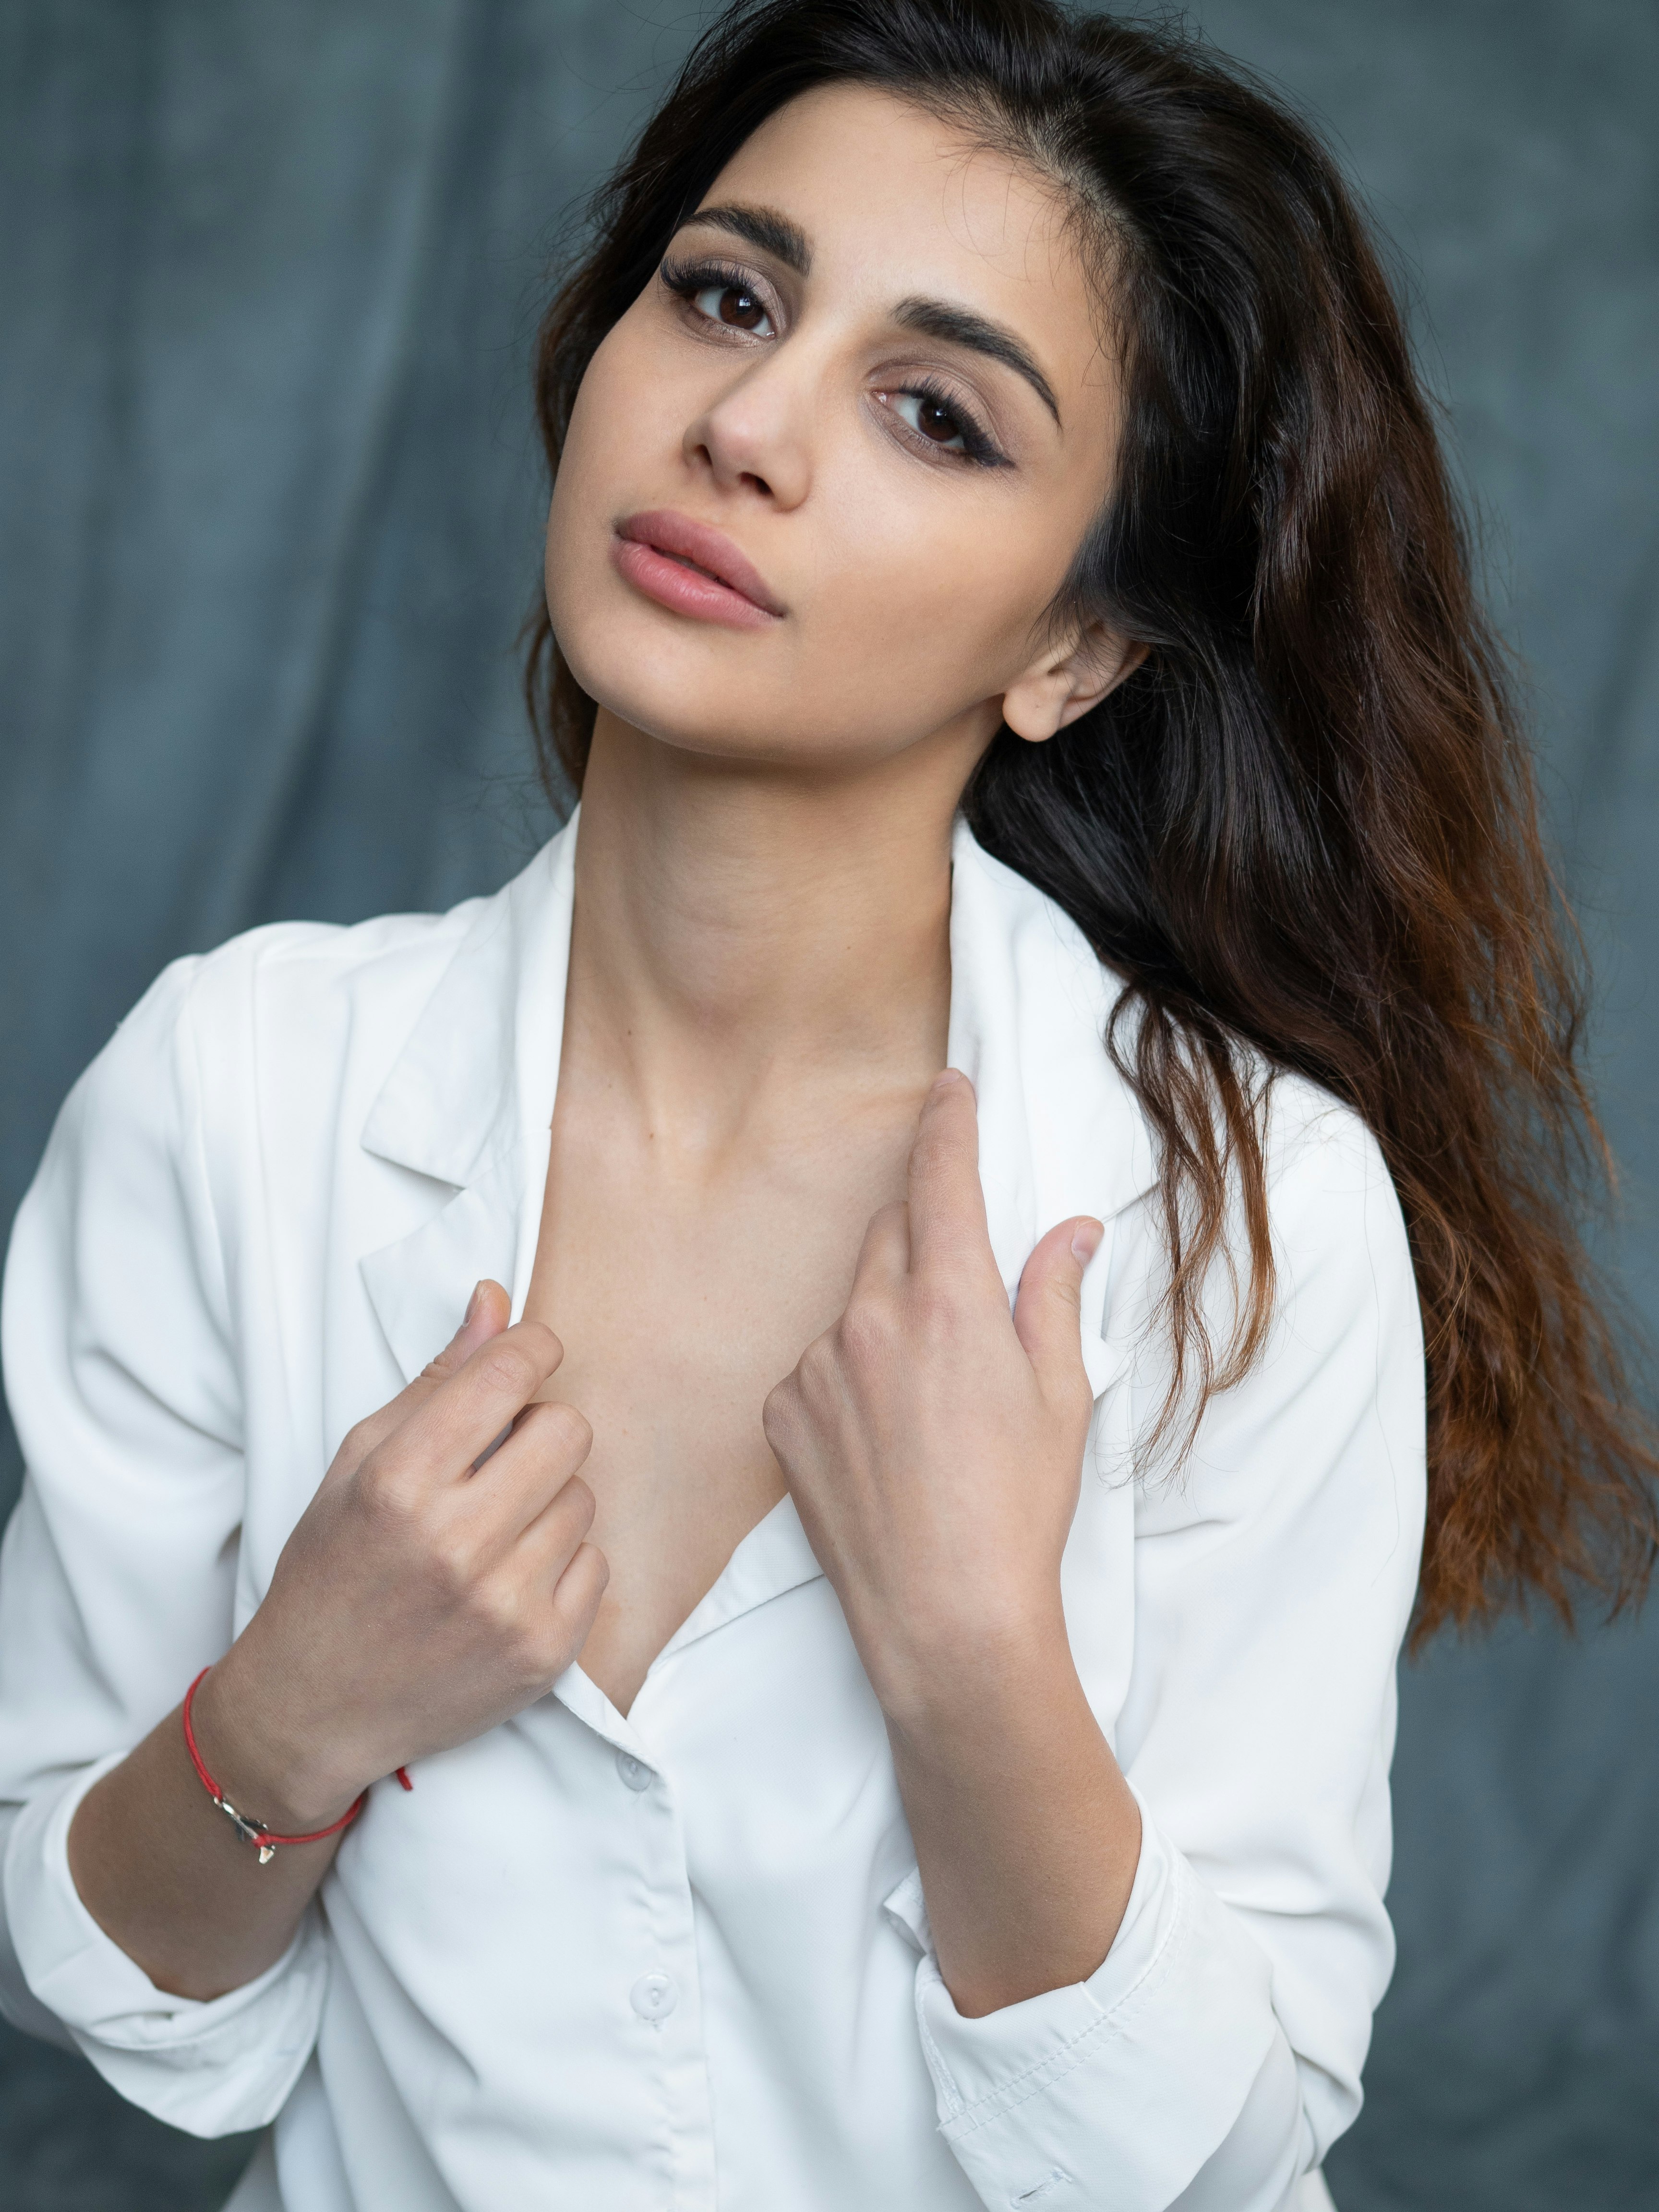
[1002,631,1148,745]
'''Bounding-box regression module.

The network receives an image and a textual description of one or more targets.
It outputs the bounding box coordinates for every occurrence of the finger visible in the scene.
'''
[905,1070,999,1283]
[546,1540,609,1652]
[403,1280,517,1455]
[506,1529,609,1688]
[515,1466,599,1583]
[373,1318,567,1492]
[849,1200,910,1295]
[1012,1217,1104,1395]
[331,1280,514,1474]
[469,1398,594,1539]
[419,1278,512,1385]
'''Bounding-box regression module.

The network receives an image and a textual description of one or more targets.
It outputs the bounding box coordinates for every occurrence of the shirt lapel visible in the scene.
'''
[947,819,1157,1400]
[357,814,578,1383]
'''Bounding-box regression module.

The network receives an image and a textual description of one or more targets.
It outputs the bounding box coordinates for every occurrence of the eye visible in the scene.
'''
[663,256,778,338]
[691,280,771,334]
[892,388,970,451]
[881,381,1006,467]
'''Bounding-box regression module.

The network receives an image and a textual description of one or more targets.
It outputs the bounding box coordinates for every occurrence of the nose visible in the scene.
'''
[683,352,811,510]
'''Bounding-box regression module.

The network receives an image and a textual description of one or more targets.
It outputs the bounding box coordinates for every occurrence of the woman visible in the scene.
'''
[0,1,1651,2206]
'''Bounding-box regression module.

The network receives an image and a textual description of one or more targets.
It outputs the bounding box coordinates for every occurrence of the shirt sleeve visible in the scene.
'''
[0,958,329,2135]
[912,1087,1426,2212]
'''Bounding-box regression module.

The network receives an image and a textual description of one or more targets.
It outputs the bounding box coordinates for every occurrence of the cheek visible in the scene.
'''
[544,325,662,602]
[802,467,1068,709]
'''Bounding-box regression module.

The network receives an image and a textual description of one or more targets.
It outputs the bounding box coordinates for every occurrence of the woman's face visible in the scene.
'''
[545,82,1128,776]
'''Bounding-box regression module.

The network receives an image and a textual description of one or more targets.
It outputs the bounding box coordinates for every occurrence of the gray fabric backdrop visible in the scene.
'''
[1,3,1655,2206]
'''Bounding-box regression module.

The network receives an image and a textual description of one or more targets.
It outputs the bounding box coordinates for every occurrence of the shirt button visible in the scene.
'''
[614,1751,651,1792]
[630,1972,677,2021]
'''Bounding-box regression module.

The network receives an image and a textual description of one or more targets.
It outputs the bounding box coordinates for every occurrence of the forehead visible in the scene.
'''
[700,82,1108,402]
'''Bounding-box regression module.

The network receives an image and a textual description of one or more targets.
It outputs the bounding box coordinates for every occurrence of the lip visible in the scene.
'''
[611,509,785,631]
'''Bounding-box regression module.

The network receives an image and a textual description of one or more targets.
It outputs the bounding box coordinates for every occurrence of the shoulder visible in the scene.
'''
[174,898,493,1075]
[108,878,517,1105]
[1177,1072,1423,1498]
[957,827,1405,1264]
[41,890,511,1223]
[1256,1072,1414,1314]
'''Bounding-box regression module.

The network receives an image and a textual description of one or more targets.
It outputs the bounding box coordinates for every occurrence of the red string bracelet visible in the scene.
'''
[182,1668,412,1865]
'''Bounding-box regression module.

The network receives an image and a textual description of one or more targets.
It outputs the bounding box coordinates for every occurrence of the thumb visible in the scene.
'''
[1012,1218,1103,1396]
[326,1281,516,1481]
[419,1277,511,1383]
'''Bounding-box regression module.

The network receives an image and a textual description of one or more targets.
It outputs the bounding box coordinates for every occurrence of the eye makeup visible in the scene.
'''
[657,253,1013,469]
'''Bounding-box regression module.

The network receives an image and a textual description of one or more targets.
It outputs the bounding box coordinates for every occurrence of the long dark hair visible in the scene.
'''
[523,0,1657,1640]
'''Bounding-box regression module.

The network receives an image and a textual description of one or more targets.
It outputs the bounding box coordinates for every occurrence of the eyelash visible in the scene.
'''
[657,254,1009,470]
[890,377,1007,469]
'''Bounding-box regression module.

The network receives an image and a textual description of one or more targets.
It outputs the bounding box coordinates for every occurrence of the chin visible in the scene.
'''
[561,625,768,765]
[548,559,983,774]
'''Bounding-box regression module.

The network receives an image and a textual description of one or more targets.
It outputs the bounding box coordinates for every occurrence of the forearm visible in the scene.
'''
[66,1658,351,2003]
[886,1617,1141,2019]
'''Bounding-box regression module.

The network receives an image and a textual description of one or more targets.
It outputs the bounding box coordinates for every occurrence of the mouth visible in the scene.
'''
[611,509,785,631]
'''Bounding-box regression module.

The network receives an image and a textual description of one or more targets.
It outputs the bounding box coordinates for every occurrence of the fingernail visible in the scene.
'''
[464,1281,485,1325]
[932,1068,964,1091]
[1071,1219,1105,1264]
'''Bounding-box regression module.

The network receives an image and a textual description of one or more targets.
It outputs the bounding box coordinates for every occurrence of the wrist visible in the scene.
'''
[869,1597,1078,1743]
[190,1647,366,1835]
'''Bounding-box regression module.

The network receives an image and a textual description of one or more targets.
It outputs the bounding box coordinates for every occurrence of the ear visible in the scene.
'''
[1000,621,1149,744]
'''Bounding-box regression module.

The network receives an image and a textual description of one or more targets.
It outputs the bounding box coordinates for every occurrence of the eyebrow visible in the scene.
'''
[894,297,1061,426]
[676,205,1061,429]
[682,202,812,276]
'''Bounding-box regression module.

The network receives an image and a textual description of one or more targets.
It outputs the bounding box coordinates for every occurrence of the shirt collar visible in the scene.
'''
[945,817,1156,1394]
[360,820,576,1193]
[360,807,1154,1397]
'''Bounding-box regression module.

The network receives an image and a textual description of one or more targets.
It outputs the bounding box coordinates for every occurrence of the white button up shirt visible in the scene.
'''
[0,816,1424,2212]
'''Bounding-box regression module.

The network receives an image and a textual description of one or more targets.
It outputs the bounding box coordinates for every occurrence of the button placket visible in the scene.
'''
[609,1736,681,2036]
[616,1672,725,2207]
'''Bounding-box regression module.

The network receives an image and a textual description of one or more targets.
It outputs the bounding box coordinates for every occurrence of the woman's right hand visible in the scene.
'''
[190,1280,607,1833]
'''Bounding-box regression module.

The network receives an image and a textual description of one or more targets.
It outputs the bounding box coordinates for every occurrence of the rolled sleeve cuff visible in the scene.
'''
[913,1794,1279,2212]
[4,1753,328,2137]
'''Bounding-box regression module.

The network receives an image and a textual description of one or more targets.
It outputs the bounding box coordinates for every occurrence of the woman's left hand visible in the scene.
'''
[763,1069,1102,1727]
[767,1070,1137,2015]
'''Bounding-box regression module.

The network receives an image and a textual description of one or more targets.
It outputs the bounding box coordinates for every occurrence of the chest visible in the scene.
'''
[519,1078,922,1714]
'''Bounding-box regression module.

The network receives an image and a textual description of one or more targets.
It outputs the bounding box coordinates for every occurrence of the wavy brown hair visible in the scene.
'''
[523,0,1657,1640]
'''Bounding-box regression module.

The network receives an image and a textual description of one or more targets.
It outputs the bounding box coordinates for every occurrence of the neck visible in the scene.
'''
[563,710,971,1135]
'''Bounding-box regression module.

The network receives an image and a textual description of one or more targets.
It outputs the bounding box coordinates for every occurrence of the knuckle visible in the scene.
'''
[471,1571,525,1642]
[534,1398,593,1464]
[477,1342,537,1401]
[428,1526,483,1601]
[565,1541,610,1610]
[538,1547,606,1664]
[516,1319,565,1368]
[339,1416,380,1470]
[761,1377,801,1449]
[837,1298,896,1373]
[798,1333,841,1388]
[356,1450,421,1527]
[558,1472,597,1531]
